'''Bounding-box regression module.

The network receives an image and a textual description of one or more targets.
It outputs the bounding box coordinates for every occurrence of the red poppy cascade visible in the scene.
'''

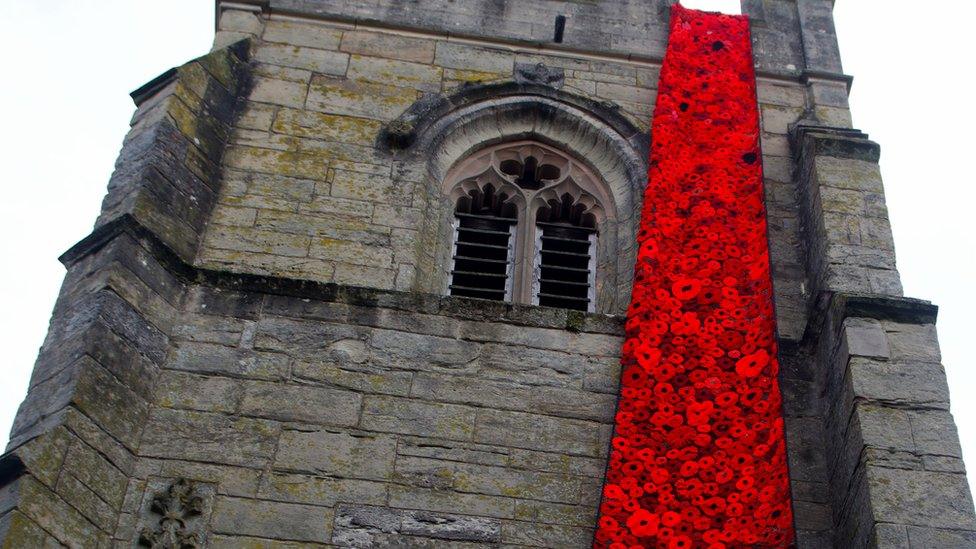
[594,5,795,548]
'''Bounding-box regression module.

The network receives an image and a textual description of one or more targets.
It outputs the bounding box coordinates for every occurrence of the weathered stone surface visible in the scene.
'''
[254,43,349,75]
[212,496,333,543]
[306,75,417,120]
[140,408,278,468]
[475,409,610,458]
[434,42,514,74]
[275,427,396,480]
[169,341,290,380]
[907,526,976,548]
[867,468,976,530]
[848,358,950,409]
[9,5,976,548]
[347,55,442,93]
[361,396,477,440]
[155,370,243,413]
[250,77,308,108]
[388,485,514,519]
[842,318,890,359]
[263,19,342,50]
[240,380,362,426]
[410,372,616,422]
[341,31,436,63]
[259,472,388,507]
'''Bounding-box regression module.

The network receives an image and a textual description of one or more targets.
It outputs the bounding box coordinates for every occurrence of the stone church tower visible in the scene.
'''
[1,1,973,547]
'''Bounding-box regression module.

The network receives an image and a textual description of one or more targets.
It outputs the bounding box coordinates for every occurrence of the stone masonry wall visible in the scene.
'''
[203,3,824,334]
[2,1,974,548]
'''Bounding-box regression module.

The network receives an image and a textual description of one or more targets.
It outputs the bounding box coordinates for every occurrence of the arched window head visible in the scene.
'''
[444,142,614,312]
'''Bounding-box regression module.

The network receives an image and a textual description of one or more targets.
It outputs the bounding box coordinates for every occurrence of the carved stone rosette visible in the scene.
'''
[137,478,215,549]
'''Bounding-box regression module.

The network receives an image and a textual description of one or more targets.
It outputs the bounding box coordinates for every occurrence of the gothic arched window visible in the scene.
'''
[444,142,612,312]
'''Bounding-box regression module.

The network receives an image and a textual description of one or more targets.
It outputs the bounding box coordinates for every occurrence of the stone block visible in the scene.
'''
[253,62,312,84]
[388,485,514,519]
[330,168,395,202]
[452,461,582,504]
[254,43,349,76]
[275,427,396,480]
[372,204,422,229]
[292,360,413,396]
[169,341,290,380]
[761,104,804,134]
[306,75,418,120]
[154,461,261,498]
[254,316,367,357]
[434,42,513,74]
[856,404,915,452]
[212,205,257,227]
[410,372,616,422]
[793,500,832,531]
[212,496,333,543]
[507,448,606,478]
[360,396,477,441]
[0,510,61,547]
[514,499,597,527]
[909,410,963,458]
[347,55,442,93]
[474,409,610,458]
[334,263,397,289]
[758,82,806,107]
[341,30,436,63]
[883,322,941,362]
[272,107,383,144]
[848,358,949,409]
[259,472,388,507]
[14,476,107,546]
[500,520,592,547]
[263,19,343,50]
[61,440,128,508]
[906,526,976,548]
[140,408,278,468]
[155,370,243,413]
[223,146,330,181]
[400,510,501,542]
[873,523,910,548]
[218,9,263,35]
[237,102,276,131]
[250,77,308,108]
[867,468,976,530]
[595,81,654,105]
[302,195,374,218]
[240,380,362,426]
[814,156,885,192]
[54,474,116,531]
[369,328,480,370]
[308,236,393,267]
[397,436,510,468]
[842,318,890,360]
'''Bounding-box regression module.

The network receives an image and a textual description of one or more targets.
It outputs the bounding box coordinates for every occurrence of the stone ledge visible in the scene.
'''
[790,122,881,163]
[59,214,624,336]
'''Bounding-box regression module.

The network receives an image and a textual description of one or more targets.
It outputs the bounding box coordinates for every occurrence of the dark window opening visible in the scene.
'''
[535,193,597,311]
[449,184,517,301]
[498,156,562,190]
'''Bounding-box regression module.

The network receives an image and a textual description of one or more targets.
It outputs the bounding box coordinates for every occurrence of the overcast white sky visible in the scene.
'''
[1,0,973,497]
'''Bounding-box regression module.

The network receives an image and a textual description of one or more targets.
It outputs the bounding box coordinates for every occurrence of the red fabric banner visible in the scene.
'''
[594,5,795,548]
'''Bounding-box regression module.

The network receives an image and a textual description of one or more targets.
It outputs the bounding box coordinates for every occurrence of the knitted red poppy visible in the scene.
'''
[594,5,795,548]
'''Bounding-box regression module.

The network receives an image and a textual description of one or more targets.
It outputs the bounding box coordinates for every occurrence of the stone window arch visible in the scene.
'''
[444,141,614,312]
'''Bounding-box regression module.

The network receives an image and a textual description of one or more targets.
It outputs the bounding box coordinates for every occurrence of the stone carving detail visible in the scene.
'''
[514,62,565,88]
[138,478,213,548]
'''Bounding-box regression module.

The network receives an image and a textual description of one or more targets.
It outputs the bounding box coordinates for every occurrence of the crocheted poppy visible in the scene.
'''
[594,5,794,548]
